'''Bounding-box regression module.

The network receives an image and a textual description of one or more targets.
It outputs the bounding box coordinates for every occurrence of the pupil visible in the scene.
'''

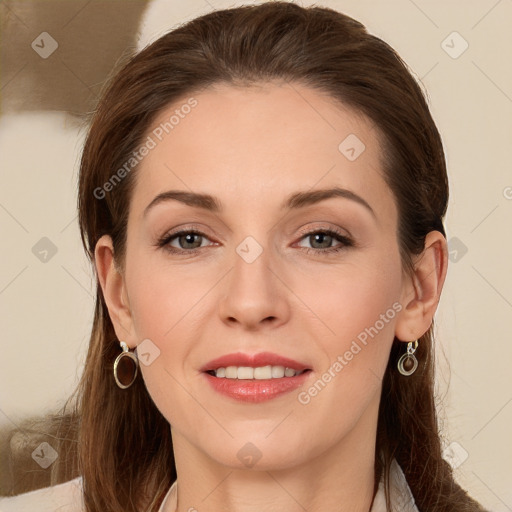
[312,233,331,248]
[181,233,200,248]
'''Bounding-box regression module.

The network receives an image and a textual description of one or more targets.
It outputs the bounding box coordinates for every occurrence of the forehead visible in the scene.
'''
[129,82,395,223]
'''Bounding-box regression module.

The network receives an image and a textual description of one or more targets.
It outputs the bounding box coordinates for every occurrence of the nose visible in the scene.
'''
[218,244,291,331]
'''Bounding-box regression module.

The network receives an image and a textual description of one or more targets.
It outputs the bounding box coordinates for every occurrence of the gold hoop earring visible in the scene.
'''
[113,341,139,389]
[397,340,419,376]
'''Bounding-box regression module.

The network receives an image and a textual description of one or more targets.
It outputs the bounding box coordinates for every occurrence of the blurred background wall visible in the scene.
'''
[0,0,511,508]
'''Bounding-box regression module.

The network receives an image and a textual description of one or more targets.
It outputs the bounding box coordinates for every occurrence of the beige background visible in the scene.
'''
[1,0,511,508]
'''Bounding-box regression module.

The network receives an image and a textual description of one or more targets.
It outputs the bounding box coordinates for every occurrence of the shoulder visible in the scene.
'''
[0,477,84,512]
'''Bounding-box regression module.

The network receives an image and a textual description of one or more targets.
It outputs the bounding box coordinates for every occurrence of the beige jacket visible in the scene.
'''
[0,459,419,512]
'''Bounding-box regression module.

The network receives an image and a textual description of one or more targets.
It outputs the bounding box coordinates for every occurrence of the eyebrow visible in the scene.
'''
[143,186,375,218]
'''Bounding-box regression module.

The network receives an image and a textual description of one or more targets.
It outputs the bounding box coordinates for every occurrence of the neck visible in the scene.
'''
[167,398,379,512]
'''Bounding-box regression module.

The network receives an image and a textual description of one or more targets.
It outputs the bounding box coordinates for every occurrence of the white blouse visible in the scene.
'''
[0,459,418,512]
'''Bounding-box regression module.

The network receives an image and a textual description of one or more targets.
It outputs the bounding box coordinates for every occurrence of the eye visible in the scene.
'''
[156,227,354,256]
[157,229,214,254]
[295,228,353,255]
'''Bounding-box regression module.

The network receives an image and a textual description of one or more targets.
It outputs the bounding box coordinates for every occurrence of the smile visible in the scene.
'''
[201,352,312,402]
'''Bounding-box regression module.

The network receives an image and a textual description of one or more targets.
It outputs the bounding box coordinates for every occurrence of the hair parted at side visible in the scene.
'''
[44,2,487,511]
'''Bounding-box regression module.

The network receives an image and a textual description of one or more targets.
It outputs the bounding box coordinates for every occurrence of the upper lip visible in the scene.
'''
[200,352,311,372]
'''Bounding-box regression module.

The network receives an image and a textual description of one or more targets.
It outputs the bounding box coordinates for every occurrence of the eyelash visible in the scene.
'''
[156,226,354,257]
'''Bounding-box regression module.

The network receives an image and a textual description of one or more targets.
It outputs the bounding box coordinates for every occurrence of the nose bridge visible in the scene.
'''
[219,233,290,328]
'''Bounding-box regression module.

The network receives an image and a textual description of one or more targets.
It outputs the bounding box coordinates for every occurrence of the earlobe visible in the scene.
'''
[395,231,448,342]
[94,235,136,346]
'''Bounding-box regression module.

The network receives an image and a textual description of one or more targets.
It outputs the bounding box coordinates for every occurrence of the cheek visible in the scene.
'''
[299,253,403,351]
[122,250,216,421]
[125,251,206,340]
[292,251,403,417]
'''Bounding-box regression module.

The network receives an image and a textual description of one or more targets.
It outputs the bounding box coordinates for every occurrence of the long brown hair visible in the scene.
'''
[66,2,488,510]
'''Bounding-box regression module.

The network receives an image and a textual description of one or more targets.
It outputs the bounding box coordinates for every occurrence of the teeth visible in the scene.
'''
[211,365,305,379]
[254,365,272,379]
[225,366,238,378]
[237,366,254,379]
[271,366,285,378]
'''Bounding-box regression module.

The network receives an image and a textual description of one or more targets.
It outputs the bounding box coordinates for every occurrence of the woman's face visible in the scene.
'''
[114,82,413,469]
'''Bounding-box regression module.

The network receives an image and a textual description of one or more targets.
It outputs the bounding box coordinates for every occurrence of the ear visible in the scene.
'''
[94,234,137,348]
[395,230,448,342]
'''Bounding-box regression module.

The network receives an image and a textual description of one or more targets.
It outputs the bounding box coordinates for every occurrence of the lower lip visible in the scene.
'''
[203,371,311,403]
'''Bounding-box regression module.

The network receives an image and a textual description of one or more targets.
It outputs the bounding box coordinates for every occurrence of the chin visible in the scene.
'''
[198,430,325,473]
[211,446,311,472]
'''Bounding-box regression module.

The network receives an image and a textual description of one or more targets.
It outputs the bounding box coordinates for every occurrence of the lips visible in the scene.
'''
[200,352,312,403]
[200,352,311,373]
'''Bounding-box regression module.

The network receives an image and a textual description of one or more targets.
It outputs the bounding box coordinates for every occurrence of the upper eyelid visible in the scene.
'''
[164,224,346,237]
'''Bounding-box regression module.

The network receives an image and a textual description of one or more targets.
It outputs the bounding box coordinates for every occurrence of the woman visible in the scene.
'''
[0,2,488,511]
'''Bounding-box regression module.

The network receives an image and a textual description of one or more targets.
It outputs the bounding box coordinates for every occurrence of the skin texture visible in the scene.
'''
[95,82,448,512]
